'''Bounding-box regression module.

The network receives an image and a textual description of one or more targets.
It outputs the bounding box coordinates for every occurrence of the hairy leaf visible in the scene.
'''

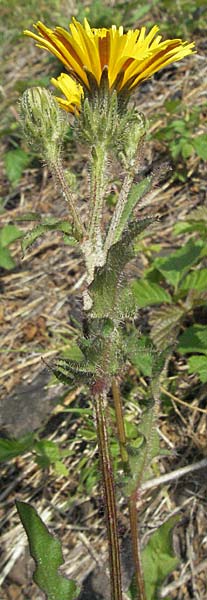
[150,304,184,349]
[180,268,207,292]
[16,501,78,600]
[114,176,152,242]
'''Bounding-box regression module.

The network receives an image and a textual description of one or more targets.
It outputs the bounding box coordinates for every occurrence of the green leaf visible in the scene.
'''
[0,246,15,269]
[150,304,184,349]
[125,332,153,377]
[21,219,75,254]
[131,280,172,308]
[0,224,23,247]
[188,355,207,382]
[141,516,179,600]
[152,239,203,288]
[89,218,156,317]
[178,325,207,355]
[114,176,152,242]
[16,501,78,600]
[4,149,32,185]
[0,434,34,462]
[181,268,207,292]
[193,134,207,160]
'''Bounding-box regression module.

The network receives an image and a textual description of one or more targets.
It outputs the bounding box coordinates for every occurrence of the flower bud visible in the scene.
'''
[20,87,68,162]
[118,109,147,168]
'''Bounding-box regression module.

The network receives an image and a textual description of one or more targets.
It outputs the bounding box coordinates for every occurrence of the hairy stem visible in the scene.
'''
[94,390,123,600]
[51,158,84,239]
[112,378,147,600]
[88,143,107,259]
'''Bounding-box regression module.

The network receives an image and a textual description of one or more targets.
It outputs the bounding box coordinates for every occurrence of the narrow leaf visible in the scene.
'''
[16,501,78,600]
[115,176,152,242]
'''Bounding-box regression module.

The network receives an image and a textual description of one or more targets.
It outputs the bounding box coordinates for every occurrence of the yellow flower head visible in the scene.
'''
[24,18,195,109]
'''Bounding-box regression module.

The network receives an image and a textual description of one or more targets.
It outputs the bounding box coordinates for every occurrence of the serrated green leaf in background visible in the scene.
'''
[141,515,179,600]
[16,501,78,600]
[152,239,203,289]
[192,134,207,160]
[131,280,172,308]
[0,246,15,269]
[150,304,184,349]
[180,268,207,292]
[188,355,207,382]
[0,224,23,247]
[178,325,207,355]
[0,434,34,462]
[4,149,32,185]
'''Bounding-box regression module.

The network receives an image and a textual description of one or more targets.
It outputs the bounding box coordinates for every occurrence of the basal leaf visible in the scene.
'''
[16,501,78,600]
[141,516,179,600]
[131,279,172,308]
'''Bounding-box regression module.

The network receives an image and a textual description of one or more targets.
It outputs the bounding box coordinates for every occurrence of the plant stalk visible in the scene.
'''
[88,143,107,259]
[51,158,84,239]
[112,378,147,600]
[94,389,123,600]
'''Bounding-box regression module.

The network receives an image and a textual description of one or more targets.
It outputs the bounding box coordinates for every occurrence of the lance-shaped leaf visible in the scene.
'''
[89,217,156,318]
[22,218,77,254]
[114,176,152,243]
[16,501,78,600]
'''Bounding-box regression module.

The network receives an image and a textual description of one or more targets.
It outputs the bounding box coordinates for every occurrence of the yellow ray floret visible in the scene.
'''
[24,18,195,94]
[51,73,83,113]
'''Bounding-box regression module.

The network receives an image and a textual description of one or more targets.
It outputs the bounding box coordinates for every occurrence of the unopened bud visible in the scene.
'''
[20,87,68,162]
[118,110,147,168]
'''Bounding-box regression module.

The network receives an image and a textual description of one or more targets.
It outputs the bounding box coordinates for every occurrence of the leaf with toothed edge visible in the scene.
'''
[89,217,157,318]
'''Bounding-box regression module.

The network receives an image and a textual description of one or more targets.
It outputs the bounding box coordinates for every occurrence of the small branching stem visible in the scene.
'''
[50,157,84,239]
[112,379,147,600]
[88,143,107,259]
[94,390,123,600]
[105,169,134,252]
